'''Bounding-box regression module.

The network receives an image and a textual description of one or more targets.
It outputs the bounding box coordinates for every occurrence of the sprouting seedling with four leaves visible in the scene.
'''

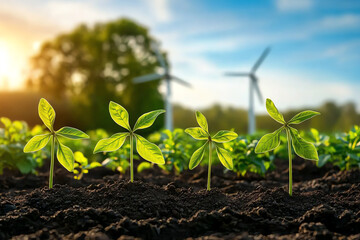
[93,101,165,182]
[24,98,89,188]
[255,98,319,196]
[185,111,238,191]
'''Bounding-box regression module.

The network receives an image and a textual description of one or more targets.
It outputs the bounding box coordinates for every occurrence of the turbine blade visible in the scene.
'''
[251,47,271,73]
[224,72,249,77]
[133,73,163,84]
[170,75,191,87]
[151,42,167,69]
[252,77,263,103]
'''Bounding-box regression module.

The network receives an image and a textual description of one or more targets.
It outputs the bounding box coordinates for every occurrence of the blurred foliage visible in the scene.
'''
[1,116,359,177]
[173,101,360,134]
[223,135,275,177]
[73,151,101,180]
[148,128,202,173]
[26,18,166,133]
[1,92,357,135]
[314,126,360,170]
[0,117,47,174]
[101,143,138,174]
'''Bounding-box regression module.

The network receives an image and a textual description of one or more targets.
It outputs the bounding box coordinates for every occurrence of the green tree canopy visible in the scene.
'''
[27,18,166,132]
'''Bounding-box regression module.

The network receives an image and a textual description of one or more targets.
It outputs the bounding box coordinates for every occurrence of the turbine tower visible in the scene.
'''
[224,47,271,134]
[133,42,191,131]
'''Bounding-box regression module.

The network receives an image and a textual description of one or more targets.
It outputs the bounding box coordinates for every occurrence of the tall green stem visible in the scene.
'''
[207,141,212,191]
[49,135,55,189]
[130,134,134,182]
[286,128,292,196]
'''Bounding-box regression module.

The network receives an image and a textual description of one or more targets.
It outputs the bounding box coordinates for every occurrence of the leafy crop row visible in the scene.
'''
[0,98,359,193]
[22,98,321,194]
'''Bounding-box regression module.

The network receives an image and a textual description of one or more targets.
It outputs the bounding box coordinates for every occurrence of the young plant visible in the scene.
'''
[255,98,319,196]
[73,151,102,180]
[93,101,165,182]
[185,111,238,190]
[24,98,89,188]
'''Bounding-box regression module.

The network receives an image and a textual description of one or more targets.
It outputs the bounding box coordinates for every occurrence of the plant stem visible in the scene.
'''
[286,128,292,196]
[49,135,55,189]
[130,133,134,182]
[207,141,212,191]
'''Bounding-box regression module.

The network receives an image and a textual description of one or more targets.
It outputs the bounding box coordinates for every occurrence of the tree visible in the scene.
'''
[335,102,359,131]
[27,18,166,132]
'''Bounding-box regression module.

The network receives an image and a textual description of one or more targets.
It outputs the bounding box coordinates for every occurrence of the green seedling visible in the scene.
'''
[185,111,238,190]
[255,98,319,196]
[73,151,102,180]
[93,101,165,182]
[24,98,89,188]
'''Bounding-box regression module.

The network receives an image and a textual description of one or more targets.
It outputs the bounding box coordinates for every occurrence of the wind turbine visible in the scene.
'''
[133,42,191,130]
[224,47,271,134]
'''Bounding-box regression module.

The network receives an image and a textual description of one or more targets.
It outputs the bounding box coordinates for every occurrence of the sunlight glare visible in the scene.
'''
[0,42,10,77]
[32,41,41,52]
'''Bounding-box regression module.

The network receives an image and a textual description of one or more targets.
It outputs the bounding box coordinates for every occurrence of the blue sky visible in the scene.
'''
[0,0,359,112]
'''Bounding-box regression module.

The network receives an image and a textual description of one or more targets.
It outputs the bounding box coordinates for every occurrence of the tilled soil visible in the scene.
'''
[0,159,359,240]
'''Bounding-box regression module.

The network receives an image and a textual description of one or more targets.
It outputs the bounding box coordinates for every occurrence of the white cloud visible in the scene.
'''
[44,1,115,30]
[144,0,172,23]
[319,14,360,30]
[322,40,360,63]
[275,0,313,12]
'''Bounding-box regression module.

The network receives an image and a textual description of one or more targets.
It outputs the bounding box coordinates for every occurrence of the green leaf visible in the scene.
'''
[255,127,283,153]
[289,127,318,160]
[24,134,51,152]
[109,101,131,130]
[137,162,152,173]
[1,117,11,128]
[16,158,34,174]
[310,128,320,142]
[38,98,56,131]
[288,111,320,124]
[57,142,74,172]
[185,127,208,140]
[93,132,129,153]
[266,98,285,124]
[212,130,238,143]
[133,109,165,131]
[317,154,331,168]
[74,151,88,165]
[56,127,89,139]
[135,134,165,164]
[189,142,208,170]
[195,111,208,132]
[216,146,233,170]
[88,162,102,169]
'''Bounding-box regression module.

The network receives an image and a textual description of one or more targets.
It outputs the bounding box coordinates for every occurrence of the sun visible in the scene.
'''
[0,40,25,89]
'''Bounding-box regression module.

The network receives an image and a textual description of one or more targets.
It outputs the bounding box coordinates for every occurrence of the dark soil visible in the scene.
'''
[0,158,359,240]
